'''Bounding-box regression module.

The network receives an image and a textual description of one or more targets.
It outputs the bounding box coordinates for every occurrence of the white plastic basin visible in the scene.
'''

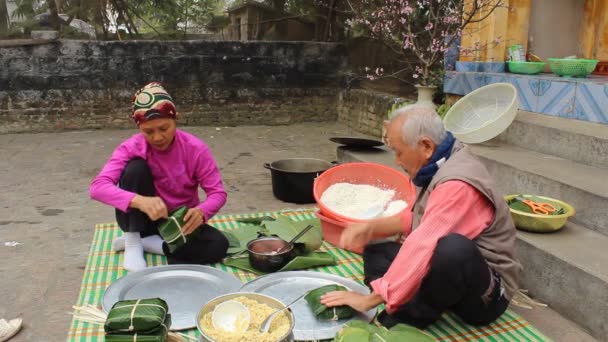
[443,83,519,144]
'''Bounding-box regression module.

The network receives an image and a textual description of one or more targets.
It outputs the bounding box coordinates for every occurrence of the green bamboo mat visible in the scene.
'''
[68,209,549,342]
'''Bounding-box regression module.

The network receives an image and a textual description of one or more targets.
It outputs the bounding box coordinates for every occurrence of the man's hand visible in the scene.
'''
[340,222,373,250]
[182,207,205,235]
[130,195,168,221]
[320,291,384,313]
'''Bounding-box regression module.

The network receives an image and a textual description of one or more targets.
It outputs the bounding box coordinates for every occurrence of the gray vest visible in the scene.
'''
[411,141,521,299]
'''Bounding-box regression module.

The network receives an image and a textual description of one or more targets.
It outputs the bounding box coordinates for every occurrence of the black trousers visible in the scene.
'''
[364,234,509,329]
[116,158,229,264]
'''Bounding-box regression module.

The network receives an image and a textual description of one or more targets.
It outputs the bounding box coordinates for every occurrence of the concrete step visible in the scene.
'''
[470,142,608,237]
[496,111,608,168]
[513,305,598,342]
[337,146,608,340]
[516,221,608,341]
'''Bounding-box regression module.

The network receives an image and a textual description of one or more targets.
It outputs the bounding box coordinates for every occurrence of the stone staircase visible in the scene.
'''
[336,110,608,341]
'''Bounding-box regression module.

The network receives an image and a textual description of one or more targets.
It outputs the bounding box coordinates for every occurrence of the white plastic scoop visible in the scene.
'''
[211,300,251,333]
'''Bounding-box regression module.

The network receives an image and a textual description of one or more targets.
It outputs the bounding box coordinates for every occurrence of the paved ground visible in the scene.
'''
[0,124,597,341]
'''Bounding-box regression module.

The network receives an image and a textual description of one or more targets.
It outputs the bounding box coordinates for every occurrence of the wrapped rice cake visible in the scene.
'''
[158,206,189,253]
[104,298,170,334]
[305,284,355,321]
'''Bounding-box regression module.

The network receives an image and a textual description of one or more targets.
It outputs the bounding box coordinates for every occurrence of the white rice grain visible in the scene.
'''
[320,183,396,219]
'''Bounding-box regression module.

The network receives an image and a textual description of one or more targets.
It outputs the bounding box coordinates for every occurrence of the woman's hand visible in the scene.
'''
[340,222,373,250]
[131,195,168,221]
[182,207,205,235]
[320,291,384,313]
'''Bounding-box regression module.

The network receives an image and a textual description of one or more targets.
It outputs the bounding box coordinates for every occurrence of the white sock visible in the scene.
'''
[123,232,147,272]
[112,235,165,255]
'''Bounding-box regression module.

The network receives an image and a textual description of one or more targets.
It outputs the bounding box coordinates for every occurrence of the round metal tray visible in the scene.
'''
[239,271,376,341]
[102,265,243,330]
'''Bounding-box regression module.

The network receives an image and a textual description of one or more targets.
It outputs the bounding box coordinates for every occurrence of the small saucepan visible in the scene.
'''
[247,237,295,273]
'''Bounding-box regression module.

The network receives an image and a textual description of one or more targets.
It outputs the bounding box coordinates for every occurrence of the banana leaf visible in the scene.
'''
[305,284,355,321]
[507,195,565,216]
[157,206,189,253]
[335,327,371,342]
[105,321,168,342]
[105,320,169,342]
[234,216,275,225]
[343,320,385,334]
[223,251,336,274]
[221,224,263,255]
[104,298,169,334]
[262,216,323,253]
[335,322,433,342]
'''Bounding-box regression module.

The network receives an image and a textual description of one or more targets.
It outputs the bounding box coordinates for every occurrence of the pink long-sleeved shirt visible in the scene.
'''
[90,129,227,221]
[371,180,495,313]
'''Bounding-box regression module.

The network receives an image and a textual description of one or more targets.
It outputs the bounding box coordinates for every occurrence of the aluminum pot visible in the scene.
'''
[264,158,335,204]
[197,292,295,342]
[247,237,295,273]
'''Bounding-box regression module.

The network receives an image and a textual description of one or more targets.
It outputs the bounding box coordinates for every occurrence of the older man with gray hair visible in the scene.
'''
[321,107,521,329]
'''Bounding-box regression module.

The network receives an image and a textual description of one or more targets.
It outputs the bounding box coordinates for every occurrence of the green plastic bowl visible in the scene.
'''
[504,194,575,233]
[507,61,545,75]
[548,58,599,77]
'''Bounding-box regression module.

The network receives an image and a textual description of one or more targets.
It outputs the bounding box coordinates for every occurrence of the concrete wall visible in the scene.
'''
[337,89,406,137]
[580,0,608,61]
[529,0,584,59]
[0,40,347,133]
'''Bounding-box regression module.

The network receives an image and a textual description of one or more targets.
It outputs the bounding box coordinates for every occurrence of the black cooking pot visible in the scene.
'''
[247,237,295,273]
[264,158,335,204]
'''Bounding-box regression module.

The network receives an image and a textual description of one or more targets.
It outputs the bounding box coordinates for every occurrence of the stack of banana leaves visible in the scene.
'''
[221,215,337,273]
[334,320,435,342]
[104,298,171,342]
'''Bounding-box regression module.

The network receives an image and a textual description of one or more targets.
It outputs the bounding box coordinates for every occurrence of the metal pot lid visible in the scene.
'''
[268,158,334,173]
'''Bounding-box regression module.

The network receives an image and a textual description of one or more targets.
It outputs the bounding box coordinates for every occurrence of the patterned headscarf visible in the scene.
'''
[131,82,177,125]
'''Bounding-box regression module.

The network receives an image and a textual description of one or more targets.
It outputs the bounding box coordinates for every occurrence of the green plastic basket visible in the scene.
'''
[507,61,545,75]
[548,58,599,77]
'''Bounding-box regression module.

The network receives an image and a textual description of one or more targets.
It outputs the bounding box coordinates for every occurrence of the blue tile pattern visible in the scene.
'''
[455,62,505,73]
[509,76,538,112]
[443,71,608,124]
[537,81,576,118]
[575,83,608,123]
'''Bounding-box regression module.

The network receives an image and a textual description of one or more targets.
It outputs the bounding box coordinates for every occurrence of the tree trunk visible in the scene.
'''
[323,0,336,41]
[47,0,61,31]
[0,0,9,37]
[269,0,287,11]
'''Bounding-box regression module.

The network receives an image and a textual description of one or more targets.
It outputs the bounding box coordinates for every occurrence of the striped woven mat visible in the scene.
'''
[67,209,549,342]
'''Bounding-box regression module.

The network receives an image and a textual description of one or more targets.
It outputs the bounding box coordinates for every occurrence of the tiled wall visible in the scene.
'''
[444,71,608,124]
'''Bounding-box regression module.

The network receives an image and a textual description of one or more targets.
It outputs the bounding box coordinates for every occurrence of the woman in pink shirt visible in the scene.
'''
[90,82,228,272]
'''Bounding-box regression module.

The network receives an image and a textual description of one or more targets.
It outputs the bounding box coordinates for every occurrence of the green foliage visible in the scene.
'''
[437,103,451,119]
[386,100,413,119]
[205,14,229,32]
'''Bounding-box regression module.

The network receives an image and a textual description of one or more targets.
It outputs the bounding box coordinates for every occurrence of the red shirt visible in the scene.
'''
[370,180,495,313]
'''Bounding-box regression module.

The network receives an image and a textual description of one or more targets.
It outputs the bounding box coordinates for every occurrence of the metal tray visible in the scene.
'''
[102,265,243,331]
[239,271,377,341]
[330,136,384,148]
